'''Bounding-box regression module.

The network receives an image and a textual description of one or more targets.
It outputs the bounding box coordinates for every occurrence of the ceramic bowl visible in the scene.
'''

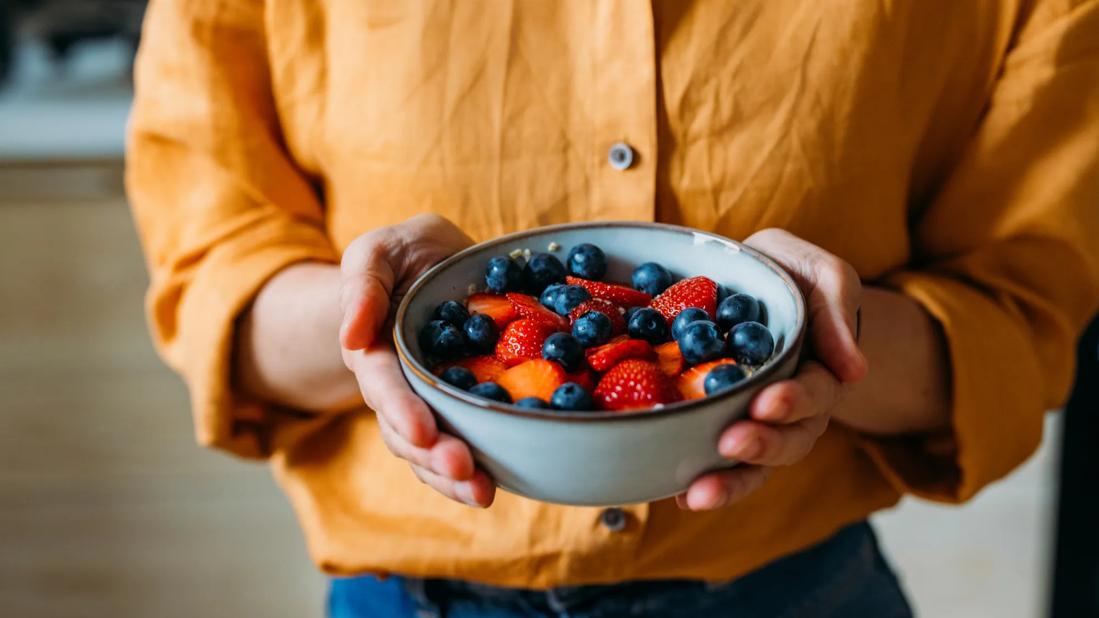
[394,222,806,506]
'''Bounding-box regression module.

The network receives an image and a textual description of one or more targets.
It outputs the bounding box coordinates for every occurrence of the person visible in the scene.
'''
[125,1,1099,616]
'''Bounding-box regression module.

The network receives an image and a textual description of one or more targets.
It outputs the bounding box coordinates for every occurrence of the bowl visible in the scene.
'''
[394,222,806,506]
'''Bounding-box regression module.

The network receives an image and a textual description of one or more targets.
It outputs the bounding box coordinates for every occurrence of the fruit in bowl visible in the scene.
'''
[394,223,806,506]
[421,252,776,410]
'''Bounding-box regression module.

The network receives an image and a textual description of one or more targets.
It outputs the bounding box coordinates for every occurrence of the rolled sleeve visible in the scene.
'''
[858,0,1099,501]
[127,0,337,458]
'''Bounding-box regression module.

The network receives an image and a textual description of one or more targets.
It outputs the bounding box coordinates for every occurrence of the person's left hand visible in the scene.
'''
[677,228,869,511]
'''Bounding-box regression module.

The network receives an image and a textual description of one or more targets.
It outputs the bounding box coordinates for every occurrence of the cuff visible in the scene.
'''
[152,217,337,459]
[857,270,1047,503]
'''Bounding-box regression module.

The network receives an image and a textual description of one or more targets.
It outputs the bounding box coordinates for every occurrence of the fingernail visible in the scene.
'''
[757,398,789,421]
[689,486,726,511]
[454,482,479,507]
[720,435,759,460]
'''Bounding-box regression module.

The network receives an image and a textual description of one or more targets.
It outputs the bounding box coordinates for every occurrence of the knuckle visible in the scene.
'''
[342,229,399,274]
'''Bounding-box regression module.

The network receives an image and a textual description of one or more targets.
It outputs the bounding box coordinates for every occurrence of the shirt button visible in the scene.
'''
[607,142,635,171]
[600,507,628,532]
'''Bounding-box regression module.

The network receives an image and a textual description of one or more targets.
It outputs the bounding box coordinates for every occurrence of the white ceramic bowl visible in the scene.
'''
[394,222,806,506]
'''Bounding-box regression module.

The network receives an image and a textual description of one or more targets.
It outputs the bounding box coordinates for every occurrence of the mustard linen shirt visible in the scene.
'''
[126,0,1099,587]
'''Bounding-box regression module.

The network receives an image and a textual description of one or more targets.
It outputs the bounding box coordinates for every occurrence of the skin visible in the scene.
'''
[236,214,950,509]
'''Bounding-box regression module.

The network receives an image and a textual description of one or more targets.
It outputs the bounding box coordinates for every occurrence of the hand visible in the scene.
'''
[339,214,496,507]
[677,228,869,511]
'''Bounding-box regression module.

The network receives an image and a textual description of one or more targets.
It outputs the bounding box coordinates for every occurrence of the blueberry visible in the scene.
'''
[671,307,711,340]
[627,307,668,344]
[677,320,725,365]
[631,262,673,296]
[727,321,775,365]
[623,305,643,324]
[516,397,551,409]
[469,381,512,403]
[550,382,595,411]
[432,300,469,327]
[553,284,591,316]
[716,293,761,331]
[542,332,584,372]
[485,256,522,293]
[440,366,477,391]
[540,283,566,310]
[419,319,466,359]
[522,252,566,294]
[462,313,499,354]
[566,243,608,280]
[703,364,748,395]
[572,311,613,347]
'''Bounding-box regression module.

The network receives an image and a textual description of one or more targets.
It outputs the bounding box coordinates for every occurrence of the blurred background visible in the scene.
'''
[0,3,1088,617]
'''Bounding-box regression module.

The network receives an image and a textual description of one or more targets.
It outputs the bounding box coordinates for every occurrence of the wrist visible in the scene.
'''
[830,286,951,435]
[236,261,360,412]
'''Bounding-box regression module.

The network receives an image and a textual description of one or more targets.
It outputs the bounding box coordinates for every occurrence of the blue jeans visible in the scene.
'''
[328,521,912,618]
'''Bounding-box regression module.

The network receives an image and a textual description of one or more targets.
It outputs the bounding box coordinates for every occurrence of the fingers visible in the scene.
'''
[410,463,496,508]
[339,215,475,352]
[748,361,838,424]
[743,228,867,383]
[715,361,838,467]
[676,466,771,511]
[376,413,475,481]
[339,231,401,351]
[717,415,830,467]
[345,342,439,448]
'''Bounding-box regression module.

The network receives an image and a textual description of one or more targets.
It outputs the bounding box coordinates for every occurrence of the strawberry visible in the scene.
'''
[506,292,569,330]
[654,341,685,376]
[564,368,596,392]
[585,336,656,372]
[496,359,566,402]
[467,293,518,329]
[565,276,652,308]
[593,359,680,411]
[568,298,626,335]
[649,276,719,323]
[434,355,507,384]
[495,319,556,366]
[677,359,739,400]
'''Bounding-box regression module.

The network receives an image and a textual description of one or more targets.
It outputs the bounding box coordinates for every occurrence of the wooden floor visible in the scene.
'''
[0,166,326,617]
[0,164,1058,617]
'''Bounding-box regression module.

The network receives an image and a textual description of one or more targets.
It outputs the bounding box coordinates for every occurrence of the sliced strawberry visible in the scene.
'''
[568,298,626,335]
[654,341,685,376]
[564,368,596,392]
[495,319,556,366]
[496,359,567,402]
[585,337,656,372]
[506,292,569,330]
[593,359,680,411]
[467,293,518,329]
[677,359,739,400]
[565,276,652,308]
[434,355,507,384]
[649,276,719,323]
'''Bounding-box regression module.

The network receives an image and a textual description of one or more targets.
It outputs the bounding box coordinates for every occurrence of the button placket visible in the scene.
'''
[590,0,657,221]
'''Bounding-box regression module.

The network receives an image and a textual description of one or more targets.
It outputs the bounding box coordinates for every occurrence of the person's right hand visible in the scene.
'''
[339,214,496,507]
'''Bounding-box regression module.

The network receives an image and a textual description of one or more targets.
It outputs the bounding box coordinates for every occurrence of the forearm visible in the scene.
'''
[832,286,951,435]
[235,262,361,413]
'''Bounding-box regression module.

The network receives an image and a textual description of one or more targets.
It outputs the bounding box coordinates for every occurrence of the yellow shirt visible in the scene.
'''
[126,0,1099,587]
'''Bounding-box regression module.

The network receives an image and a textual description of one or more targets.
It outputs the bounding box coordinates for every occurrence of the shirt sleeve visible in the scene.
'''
[126,0,338,458]
[858,0,1099,502]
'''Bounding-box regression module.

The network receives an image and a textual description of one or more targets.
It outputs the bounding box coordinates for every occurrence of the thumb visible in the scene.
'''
[339,233,400,350]
[745,229,867,383]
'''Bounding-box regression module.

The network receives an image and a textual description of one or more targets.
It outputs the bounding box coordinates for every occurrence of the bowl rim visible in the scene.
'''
[393,221,807,422]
